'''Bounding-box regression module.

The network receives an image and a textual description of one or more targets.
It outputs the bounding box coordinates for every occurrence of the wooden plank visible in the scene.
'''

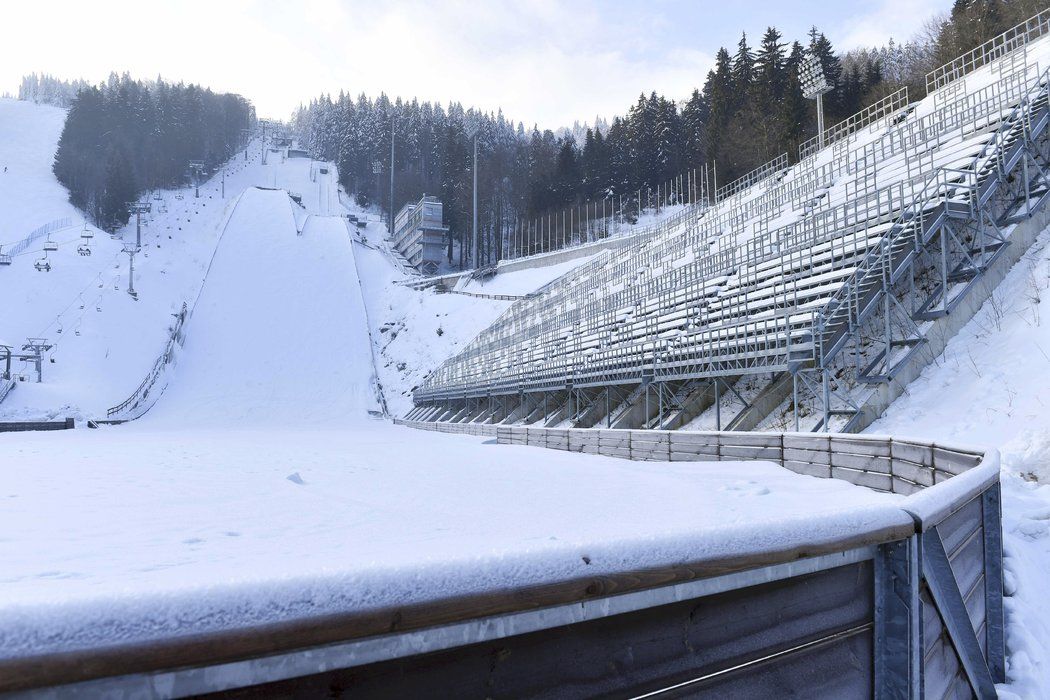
[669,443,720,457]
[933,446,981,476]
[830,452,892,474]
[890,459,934,487]
[939,496,982,556]
[669,452,720,462]
[717,432,781,448]
[922,593,966,699]
[783,434,830,452]
[831,467,893,492]
[782,460,832,479]
[220,563,876,700]
[784,447,830,465]
[948,529,985,608]
[890,477,923,496]
[891,441,933,467]
[719,445,782,461]
[830,436,891,457]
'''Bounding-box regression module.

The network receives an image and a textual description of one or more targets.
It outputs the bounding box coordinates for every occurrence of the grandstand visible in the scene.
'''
[411,9,1050,435]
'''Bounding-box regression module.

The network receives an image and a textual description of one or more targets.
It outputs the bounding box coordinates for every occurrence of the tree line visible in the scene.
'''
[18,74,91,108]
[52,74,255,230]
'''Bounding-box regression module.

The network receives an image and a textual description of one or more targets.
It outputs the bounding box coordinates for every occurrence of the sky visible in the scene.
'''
[1,0,951,129]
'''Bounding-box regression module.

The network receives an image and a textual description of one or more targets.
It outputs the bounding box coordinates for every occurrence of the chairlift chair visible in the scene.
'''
[34,254,51,272]
[77,243,92,256]
[80,223,94,240]
[43,236,58,252]
[0,246,10,266]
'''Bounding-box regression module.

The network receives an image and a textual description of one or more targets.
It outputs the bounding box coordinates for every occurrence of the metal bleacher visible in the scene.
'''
[414,10,1050,433]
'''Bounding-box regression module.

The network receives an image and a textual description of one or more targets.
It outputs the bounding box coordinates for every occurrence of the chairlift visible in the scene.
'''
[78,243,92,256]
[34,254,51,272]
[43,235,58,252]
[153,193,162,201]
[80,223,94,240]
[0,248,10,266]
[175,194,184,201]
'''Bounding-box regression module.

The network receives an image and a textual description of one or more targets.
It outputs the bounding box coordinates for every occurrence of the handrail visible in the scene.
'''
[106,304,188,419]
[814,64,1050,362]
[925,7,1050,94]
[799,87,910,160]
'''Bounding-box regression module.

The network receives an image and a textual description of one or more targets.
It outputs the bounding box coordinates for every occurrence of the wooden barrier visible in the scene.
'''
[0,417,74,433]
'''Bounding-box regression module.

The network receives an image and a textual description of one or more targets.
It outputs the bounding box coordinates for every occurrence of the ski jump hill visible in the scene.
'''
[140,186,380,427]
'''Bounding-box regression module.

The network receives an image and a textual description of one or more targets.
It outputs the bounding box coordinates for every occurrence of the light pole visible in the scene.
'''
[466,123,479,267]
[389,115,396,237]
[372,160,383,229]
[800,52,833,148]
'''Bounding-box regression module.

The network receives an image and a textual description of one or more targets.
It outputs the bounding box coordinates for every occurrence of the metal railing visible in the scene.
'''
[106,304,188,419]
[799,87,910,160]
[926,7,1050,94]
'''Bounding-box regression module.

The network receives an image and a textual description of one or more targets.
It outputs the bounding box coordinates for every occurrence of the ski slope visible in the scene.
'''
[144,189,379,426]
[0,99,291,421]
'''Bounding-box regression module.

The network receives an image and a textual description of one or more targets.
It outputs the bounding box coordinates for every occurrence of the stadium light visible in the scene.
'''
[800,53,833,149]
[465,122,480,268]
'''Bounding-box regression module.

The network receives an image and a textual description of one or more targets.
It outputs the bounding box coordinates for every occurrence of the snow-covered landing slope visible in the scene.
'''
[143,189,379,427]
[870,224,1050,698]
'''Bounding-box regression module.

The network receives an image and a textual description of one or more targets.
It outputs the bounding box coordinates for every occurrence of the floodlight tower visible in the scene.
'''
[127,201,152,250]
[389,115,396,237]
[372,160,383,229]
[465,122,480,268]
[800,52,833,149]
[188,160,206,199]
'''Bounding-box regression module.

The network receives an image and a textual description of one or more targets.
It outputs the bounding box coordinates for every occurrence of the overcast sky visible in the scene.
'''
[1,0,950,128]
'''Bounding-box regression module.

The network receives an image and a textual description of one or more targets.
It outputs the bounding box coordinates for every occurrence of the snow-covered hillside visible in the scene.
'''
[0,99,282,420]
[870,224,1050,697]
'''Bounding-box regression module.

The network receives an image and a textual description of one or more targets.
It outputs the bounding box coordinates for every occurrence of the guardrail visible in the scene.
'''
[926,6,1050,94]
[390,419,1003,698]
[105,303,188,419]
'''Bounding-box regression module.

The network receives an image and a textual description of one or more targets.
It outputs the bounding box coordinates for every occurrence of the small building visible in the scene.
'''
[392,195,448,275]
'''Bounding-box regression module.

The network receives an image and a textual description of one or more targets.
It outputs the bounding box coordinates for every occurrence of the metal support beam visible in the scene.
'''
[921,528,997,699]
[983,484,1006,683]
[875,536,921,699]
